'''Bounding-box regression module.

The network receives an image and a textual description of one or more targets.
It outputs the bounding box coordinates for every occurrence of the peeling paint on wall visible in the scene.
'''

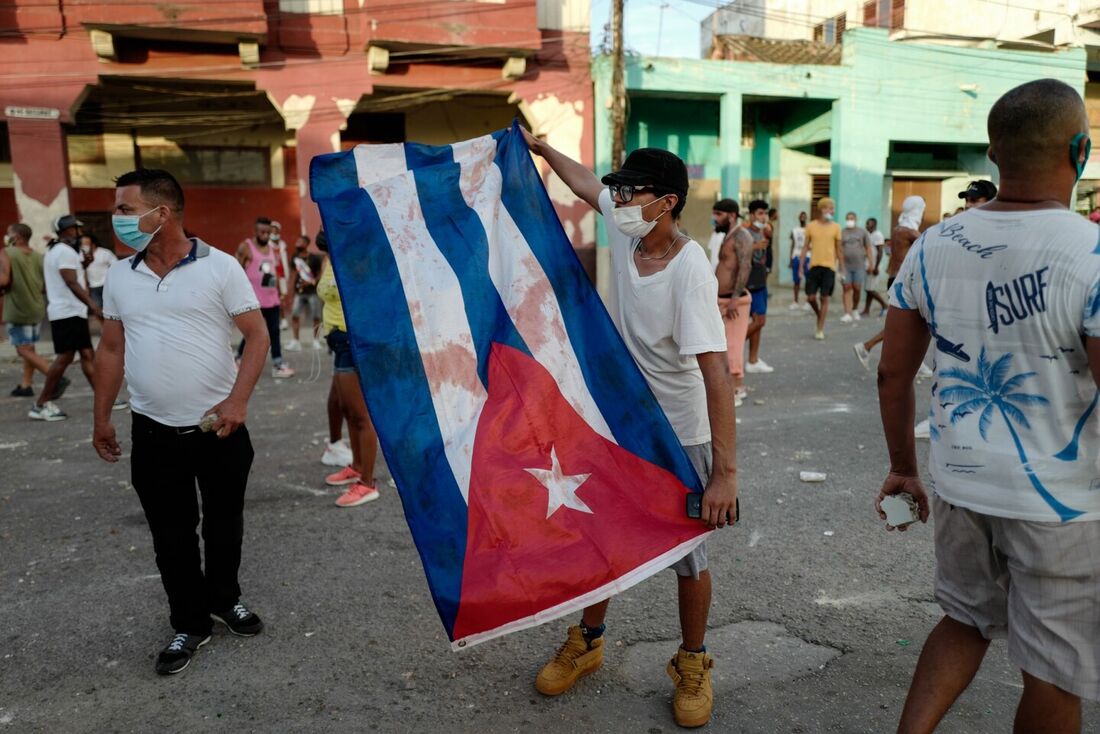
[525,95,584,161]
[13,172,69,253]
[334,97,358,120]
[280,94,317,131]
[523,94,594,251]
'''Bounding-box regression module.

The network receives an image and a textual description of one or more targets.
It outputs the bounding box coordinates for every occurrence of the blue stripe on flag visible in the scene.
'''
[407,144,531,386]
[309,159,469,635]
[493,122,703,493]
[308,145,359,203]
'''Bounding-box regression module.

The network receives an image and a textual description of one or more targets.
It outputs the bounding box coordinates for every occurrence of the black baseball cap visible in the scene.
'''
[602,148,689,197]
[712,198,739,214]
[53,214,83,232]
[958,180,997,201]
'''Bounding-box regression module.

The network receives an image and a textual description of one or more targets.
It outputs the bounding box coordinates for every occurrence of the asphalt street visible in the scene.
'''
[1,300,1097,733]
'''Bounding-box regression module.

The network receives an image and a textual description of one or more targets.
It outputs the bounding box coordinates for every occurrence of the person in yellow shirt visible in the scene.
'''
[799,197,843,340]
[316,231,380,509]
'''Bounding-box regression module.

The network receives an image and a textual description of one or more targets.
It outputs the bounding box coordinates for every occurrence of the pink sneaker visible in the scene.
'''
[325,466,361,486]
[335,483,380,508]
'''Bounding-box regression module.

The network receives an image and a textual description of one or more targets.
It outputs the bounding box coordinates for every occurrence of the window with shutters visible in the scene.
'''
[866,0,905,30]
[809,175,831,219]
[890,0,906,30]
[813,13,847,44]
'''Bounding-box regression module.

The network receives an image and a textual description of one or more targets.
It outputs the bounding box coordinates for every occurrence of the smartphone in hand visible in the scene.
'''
[685,493,739,526]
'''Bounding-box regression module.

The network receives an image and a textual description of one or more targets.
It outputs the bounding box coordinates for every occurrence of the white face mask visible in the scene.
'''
[612,195,670,239]
[845,219,856,228]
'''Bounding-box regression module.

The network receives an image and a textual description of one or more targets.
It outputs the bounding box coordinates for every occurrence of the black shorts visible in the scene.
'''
[51,316,92,354]
[804,266,836,298]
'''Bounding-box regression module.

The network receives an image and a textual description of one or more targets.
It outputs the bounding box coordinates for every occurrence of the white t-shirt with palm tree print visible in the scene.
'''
[890,207,1100,523]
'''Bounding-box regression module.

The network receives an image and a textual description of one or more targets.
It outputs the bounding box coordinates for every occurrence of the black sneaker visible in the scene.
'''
[155,632,211,675]
[10,385,33,397]
[49,376,71,400]
[211,602,264,637]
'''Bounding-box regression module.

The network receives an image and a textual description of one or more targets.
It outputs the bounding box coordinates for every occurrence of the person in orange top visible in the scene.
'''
[799,197,843,340]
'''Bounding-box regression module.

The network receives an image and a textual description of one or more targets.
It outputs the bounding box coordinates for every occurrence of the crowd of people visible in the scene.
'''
[2,77,1099,732]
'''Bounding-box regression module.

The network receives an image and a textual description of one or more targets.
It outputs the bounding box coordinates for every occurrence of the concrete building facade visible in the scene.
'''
[594,27,1088,289]
[0,0,597,274]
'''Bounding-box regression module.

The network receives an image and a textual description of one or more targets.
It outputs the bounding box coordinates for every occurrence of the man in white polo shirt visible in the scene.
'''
[92,169,271,676]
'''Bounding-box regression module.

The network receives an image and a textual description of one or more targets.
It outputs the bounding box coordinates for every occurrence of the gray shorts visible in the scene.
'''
[292,293,322,319]
[843,266,866,287]
[669,442,712,579]
[933,493,1100,700]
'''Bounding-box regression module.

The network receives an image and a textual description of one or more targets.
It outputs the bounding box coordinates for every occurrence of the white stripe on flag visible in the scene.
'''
[353,144,410,188]
[363,169,486,503]
[451,135,615,444]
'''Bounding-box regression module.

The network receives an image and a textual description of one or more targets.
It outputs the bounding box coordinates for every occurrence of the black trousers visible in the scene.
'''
[131,412,255,635]
[237,305,282,363]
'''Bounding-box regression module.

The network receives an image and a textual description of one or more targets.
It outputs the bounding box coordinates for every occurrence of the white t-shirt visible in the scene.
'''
[43,243,88,321]
[790,226,806,258]
[890,208,1100,522]
[600,189,727,446]
[707,230,725,273]
[86,248,117,288]
[102,239,260,427]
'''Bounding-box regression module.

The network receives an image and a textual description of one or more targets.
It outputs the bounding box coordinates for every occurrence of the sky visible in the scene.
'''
[589,0,719,59]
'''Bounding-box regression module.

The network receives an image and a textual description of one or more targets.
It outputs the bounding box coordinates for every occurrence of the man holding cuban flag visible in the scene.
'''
[522,128,737,729]
[311,121,737,730]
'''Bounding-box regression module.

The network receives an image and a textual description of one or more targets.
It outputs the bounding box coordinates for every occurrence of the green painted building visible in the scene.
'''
[591,28,1087,288]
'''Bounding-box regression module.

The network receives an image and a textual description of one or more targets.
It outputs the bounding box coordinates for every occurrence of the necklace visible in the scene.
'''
[636,233,686,261]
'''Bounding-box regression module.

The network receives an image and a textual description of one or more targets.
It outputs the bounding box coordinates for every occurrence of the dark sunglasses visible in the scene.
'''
[608,184,655,203]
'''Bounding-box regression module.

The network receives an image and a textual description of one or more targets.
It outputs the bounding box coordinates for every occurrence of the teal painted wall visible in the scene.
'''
[626,97,723,179]
[591,28,1087,288]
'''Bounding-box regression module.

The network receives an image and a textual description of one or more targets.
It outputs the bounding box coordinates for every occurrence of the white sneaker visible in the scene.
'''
[280,318,289,331]
[914,419,930,439]
[917,363,934,379]
[840,313,853,324]
[734,386,748,401]
[312,339,323,351]
[854,312,862,321]
[284,339,302,352]
[321,440,354,466]
[814,330,825,340]
[745,359,774,374]
[272,364,296,379]
[28,401,67,421]
[788,302,801,311]
[734,393,744,408]
[803,302,813,311]
[853,343,871,371]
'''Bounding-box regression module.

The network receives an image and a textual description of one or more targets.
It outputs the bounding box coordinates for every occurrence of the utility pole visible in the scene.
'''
[610,0,626,170]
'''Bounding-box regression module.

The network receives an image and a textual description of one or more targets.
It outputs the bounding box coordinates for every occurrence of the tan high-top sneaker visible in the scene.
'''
[535,625,604,696]
[666,647,715,728]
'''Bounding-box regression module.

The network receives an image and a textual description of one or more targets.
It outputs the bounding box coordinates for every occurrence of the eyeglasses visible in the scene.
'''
[608,184,653,203]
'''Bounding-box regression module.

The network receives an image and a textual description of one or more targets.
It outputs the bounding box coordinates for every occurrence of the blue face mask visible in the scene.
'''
[112,208,162,252]
[1070,133,1091,183]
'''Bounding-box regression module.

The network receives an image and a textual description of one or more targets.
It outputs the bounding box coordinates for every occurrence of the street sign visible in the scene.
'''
[4,106,60,120]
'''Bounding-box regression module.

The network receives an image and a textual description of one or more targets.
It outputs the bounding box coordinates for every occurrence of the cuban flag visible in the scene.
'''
[310,121,709,649]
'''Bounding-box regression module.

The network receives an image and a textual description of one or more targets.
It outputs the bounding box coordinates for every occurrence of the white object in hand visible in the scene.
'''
[881,493,920,528]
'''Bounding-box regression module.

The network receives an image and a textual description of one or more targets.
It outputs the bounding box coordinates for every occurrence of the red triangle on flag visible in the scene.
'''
[452,343,708,642]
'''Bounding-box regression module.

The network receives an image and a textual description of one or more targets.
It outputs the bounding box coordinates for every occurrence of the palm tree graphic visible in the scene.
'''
[940,347,1084,522]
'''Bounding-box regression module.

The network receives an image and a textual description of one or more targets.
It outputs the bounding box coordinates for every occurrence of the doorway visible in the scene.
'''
[891,179,941,233]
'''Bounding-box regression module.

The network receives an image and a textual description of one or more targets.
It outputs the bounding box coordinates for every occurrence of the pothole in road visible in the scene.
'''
[614,621,840,695]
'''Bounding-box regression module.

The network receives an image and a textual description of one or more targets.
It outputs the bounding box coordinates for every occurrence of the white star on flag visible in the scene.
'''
[525,446,594,519]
